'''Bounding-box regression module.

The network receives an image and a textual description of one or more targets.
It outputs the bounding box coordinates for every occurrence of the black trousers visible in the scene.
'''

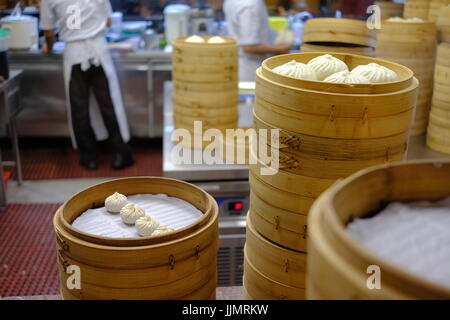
[69,64,130,159]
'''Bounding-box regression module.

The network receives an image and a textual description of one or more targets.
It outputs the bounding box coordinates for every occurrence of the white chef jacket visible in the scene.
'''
[40,0,112,42]
[39,0,130,148]
[223,0,275,81]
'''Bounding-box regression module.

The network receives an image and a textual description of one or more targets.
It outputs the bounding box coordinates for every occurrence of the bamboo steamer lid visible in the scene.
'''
[375,1,404,19]
[300,43,374,57]
[261,52,415,94]
[429,0,450,22]
[303,18,375,47]
[245,213,307,288]
[54,177,219,300]
[437,6,450,42]
[307,161,450,300]
[404,0,431,20]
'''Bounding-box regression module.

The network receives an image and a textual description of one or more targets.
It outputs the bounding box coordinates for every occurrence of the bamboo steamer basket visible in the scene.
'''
[219,127,252,165]
[174,80,238,93]
[172,36,238,84]
[172,94,238,109]
[253,110,409,160]
[174,113,238,126]
[54,177,219,300]
[172,35,238,150]
[245,214,307,288]
[249,170,315,215]
[173,89,238,106]
[377,21,437,44]
[376,21,436,136]
[261,53,415,94]
[173,36,237,56]
[174,120,238,134]
[429,0,450,22]
[300,43,374,57]
[404,0,430,20]
[437,6,450,42]
[307,161,450,300]
[250,193,308,252]
[250,160,335,198]
[174,103,236,118]
[244,216,306,300]
[375,1,404,19]
[172,69,238,83]
[254,89,417,139]
[427,43,450,154]
[242,286,254,300]
[303,18,375,47]
[427,127,450,154]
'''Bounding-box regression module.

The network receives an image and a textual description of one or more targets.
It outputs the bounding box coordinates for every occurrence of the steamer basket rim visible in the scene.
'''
[311,160,450,298]
[57,176,218,246]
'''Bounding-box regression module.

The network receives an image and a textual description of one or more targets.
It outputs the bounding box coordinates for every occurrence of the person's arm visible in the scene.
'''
[42,30,56,53]
[39,0,57,53]
[237,5,291,55]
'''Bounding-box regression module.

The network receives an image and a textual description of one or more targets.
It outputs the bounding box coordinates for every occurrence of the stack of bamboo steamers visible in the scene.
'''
[172,36,238,148]
[427,6,450,154]
[300,18,375,57]
[404,0,450,21]
[244,52,418,300]
[376,17,437,135]
[375,1,404,20]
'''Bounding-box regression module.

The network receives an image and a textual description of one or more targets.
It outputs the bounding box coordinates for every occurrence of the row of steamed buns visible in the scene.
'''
[273,54,399,84]
[104,192,174,237]
[185,35,226,44]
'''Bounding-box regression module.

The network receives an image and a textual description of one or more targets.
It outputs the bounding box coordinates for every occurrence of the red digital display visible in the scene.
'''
[234,202,244,210]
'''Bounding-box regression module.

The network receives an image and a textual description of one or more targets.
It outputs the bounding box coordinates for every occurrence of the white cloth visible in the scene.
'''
[223,0,275,81]
[40,0,130,147]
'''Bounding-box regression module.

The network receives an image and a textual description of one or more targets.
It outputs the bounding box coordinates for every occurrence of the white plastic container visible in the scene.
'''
[164,4,191,44]
[0,14,38,50]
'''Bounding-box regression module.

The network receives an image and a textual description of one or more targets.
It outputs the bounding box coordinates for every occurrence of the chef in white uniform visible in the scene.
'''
[40,0,133,170]
[223,0,290,81]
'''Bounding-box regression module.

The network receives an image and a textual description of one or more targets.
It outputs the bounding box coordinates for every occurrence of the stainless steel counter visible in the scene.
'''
[9,48,172,138]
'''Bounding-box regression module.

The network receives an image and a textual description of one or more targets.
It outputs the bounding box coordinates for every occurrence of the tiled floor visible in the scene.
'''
[0,204,61,297]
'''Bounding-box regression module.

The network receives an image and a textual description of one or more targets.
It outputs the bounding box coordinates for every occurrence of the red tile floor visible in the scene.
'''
[8,139,163,180]
[0,138,164,298]
[0,204,61,297]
